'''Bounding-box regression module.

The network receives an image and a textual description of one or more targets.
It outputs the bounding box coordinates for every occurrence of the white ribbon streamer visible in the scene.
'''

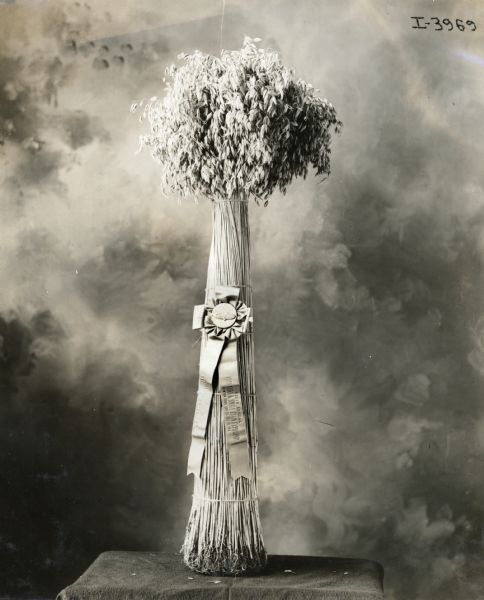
[187,286,252,480]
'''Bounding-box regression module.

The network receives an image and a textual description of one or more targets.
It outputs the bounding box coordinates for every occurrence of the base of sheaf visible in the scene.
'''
[183,544,268,576]
[182,495,267,576]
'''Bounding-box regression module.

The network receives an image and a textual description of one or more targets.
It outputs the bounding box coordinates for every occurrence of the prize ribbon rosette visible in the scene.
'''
[187,285,252,480]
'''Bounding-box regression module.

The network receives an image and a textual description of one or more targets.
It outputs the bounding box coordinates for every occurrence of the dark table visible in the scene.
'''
[57,551,384,600]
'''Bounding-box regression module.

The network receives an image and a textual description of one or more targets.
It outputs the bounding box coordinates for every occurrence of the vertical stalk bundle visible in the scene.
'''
[182,196,266,574]
[135,37,341,576]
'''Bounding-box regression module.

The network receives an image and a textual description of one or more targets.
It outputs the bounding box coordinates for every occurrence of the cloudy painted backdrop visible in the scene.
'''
[1,1,484,598]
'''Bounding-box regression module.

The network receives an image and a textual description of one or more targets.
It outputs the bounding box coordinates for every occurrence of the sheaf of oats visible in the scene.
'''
[135,37,342,205]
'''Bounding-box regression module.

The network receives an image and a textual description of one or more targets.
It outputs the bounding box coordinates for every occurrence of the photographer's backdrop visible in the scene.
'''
[1,1,484,599]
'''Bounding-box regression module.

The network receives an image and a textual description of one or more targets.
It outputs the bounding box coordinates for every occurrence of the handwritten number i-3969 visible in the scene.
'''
[411,17,477,31]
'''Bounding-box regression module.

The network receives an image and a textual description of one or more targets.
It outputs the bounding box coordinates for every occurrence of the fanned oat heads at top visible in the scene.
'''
[134,37,342,204]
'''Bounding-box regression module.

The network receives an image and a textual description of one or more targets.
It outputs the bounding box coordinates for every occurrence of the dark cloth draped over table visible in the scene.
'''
[57,551,384,600]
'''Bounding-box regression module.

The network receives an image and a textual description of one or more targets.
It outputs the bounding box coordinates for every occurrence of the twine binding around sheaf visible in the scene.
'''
[212,392,256,397]
[205,284,252,291]
[193,495,259,503]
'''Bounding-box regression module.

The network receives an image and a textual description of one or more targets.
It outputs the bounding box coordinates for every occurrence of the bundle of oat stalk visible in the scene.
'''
[135,37,342,576]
